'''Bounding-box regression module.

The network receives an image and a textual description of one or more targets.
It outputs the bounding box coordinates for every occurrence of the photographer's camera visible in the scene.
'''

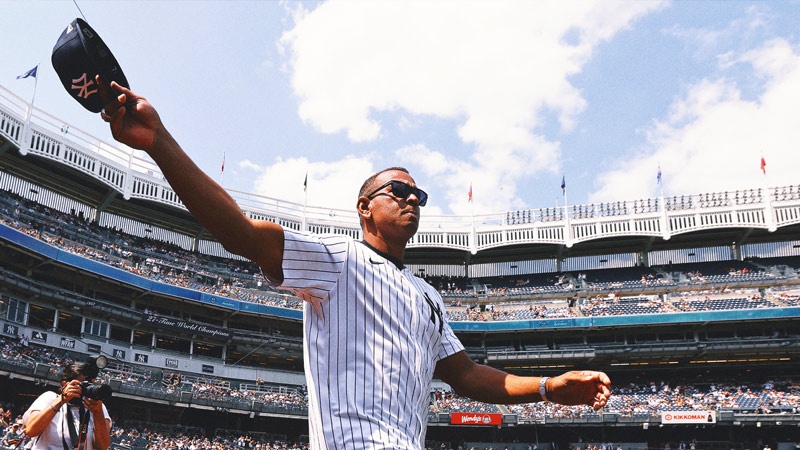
[79,381,112,401]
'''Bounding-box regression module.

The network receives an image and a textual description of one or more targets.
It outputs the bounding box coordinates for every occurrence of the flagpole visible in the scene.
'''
[220,152,225,187]
[469,182,476,255]
[658,164,669,240]
[762,156,776,232]
[302,171,308,232]
[19,63,40,156]
[562,173,572,248]
[469,182,475,221]
[760,155,768,201]
[28,64,39,118]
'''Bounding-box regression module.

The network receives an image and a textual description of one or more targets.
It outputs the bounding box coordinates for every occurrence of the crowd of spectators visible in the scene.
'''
[505,198,667,223]
[488,303,576,321]
[0,334,309,417]
[446,307,488,321]
[0,190,301,311]
[449,378,800,422]
[579,295,681,316]
[660,187,795,212]
[2,334,798,431]
[577,285,800,317]
[3,189,800,325]
[100,367,309,413]
[431,390,501,414]
[0,406,26,450]
[111,426,309,449]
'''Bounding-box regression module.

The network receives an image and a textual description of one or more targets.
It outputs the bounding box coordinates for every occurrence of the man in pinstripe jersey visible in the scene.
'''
[100,80,612,449]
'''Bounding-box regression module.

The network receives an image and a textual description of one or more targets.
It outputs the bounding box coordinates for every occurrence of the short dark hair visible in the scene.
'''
[60,361,98,382]
[358,167,410,199]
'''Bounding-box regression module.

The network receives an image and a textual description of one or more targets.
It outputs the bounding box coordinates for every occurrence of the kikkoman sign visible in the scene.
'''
[661,411,716,424]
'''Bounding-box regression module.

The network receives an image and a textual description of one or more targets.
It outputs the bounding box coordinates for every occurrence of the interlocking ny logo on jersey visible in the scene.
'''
[423,292,443,335]
[71,73,98,99]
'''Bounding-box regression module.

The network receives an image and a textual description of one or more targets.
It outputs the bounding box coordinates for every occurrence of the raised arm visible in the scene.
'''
[435,351,611,410]
[99,78,284,282]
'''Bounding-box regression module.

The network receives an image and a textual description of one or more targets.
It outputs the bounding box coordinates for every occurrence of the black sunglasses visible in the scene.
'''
[366,180,428,207]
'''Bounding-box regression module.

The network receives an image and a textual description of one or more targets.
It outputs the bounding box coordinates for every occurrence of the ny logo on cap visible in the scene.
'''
[71,73,97,99]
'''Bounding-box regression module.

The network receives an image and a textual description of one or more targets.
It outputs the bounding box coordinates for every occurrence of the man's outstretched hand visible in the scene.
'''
[98,75,164,152]
[548,370,612,411]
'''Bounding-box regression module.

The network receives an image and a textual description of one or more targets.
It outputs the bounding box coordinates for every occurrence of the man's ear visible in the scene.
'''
[357,197,371,219]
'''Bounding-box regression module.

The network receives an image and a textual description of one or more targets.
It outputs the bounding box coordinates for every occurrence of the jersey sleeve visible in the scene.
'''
[278,230,349,304]
[438,318,464,361]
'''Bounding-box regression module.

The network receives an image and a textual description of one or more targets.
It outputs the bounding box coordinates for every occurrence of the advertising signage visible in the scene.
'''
[661,411,716,424]
[450,413,503,426]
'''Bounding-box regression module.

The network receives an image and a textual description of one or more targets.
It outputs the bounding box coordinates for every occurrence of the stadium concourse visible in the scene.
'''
[2,86,800,449]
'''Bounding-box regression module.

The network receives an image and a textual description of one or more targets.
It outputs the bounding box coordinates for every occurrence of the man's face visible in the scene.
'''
[363,169,423,240]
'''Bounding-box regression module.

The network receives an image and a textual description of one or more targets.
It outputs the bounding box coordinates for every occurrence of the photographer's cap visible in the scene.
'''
[51,18,129,113]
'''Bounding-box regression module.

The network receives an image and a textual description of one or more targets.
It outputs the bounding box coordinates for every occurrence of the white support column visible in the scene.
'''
[765,187,777,232]
[660,194,670,241]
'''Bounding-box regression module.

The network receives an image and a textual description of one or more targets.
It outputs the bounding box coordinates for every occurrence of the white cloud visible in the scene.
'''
[250,155,377,212]
[665,4,771,61]
[589,37,800,204]
[279,0,665,213]
[239,160,263,172]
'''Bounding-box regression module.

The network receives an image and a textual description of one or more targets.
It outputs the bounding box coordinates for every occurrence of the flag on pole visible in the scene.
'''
[760,156,766,174]
[304,172,308,192]
[657,164,662,184]
[561,174,566,194]
[17,65,38,79]
[468,183,473,203]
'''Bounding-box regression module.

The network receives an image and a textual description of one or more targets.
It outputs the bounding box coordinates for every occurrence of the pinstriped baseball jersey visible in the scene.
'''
[279,230,464,450]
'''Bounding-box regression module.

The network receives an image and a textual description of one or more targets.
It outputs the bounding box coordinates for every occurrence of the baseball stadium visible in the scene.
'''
[1,84,799,450]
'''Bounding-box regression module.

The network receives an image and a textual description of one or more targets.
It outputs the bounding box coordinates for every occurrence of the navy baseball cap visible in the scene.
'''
[51,18,129,113]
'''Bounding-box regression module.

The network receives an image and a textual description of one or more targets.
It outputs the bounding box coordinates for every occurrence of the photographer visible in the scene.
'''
[22,361,111,450]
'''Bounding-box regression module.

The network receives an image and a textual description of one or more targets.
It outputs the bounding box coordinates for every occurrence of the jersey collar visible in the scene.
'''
[360,240,405,270]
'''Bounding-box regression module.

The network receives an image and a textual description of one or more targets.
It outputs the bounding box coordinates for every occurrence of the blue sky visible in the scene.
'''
[3,1,800,217]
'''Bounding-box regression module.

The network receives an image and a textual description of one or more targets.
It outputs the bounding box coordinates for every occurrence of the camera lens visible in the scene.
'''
[79,381,113,401]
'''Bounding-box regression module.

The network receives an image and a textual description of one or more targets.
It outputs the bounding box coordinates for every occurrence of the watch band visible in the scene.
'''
[539,377,549,402]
